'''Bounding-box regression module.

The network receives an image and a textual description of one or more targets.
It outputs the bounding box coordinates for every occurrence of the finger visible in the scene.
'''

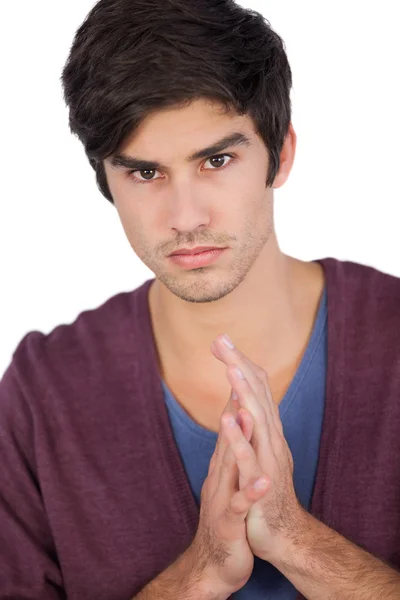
[237,408,254,443]
[225,476,269,525]
[211,336,269,408]
[227,366,273,457]
[223,411,268,490]
[208,389,243,477]
[230,393,241,415]
[227,364,266,422]
[207,399,238,481]
[250,367,284,437]
[215,409,256,486]
[208,413,240,499]
[212,336,282,434]
[211,338,274,451]
[217,420,240,494]
[211,389,237,470]
[207,450,217,476]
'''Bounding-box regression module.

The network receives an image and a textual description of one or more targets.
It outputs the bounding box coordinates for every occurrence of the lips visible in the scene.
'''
[169,246,223,256]
[168,247,227,269]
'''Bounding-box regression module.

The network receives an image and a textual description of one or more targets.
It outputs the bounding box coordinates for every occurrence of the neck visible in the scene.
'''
[148,236,324,378]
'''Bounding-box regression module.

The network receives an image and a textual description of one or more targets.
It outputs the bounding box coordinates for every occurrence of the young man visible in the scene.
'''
[1,1,400,599]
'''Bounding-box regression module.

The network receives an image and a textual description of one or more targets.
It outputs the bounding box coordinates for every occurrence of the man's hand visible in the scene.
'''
[210,333,307,564]
[210,334,400,600]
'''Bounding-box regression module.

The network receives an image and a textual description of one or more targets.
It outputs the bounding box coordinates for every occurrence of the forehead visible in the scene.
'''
[121,98,258,149]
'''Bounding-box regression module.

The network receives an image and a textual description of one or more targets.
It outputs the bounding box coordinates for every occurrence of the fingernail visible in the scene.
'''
[235,367,245,380]
[226,415,236,427]
[253,477,268,490]
[221,334,235,349]
[231,390,238,400]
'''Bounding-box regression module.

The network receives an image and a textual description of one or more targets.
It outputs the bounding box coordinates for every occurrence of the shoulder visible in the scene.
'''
[320,256,400,317]
[320,257,400,365]
[10,288,132,376]
[2,280,153,417]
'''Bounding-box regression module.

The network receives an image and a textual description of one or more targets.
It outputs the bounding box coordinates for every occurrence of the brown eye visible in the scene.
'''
[207,155,230,168]
[139,170,156,180]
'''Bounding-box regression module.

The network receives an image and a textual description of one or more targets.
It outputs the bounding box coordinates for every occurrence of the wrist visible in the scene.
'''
[265,505,314,569]
[182,544,232,600]
[197,570,233,600]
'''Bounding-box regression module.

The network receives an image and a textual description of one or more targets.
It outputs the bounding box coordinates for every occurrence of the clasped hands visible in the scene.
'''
[210,333,308,566]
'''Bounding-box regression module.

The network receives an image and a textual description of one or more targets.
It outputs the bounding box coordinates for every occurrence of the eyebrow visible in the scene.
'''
[109,131,253,172]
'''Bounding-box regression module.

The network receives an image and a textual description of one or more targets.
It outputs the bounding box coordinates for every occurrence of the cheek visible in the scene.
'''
[238,188,268,224]
[124,218,146,248]
[105,171,163,256]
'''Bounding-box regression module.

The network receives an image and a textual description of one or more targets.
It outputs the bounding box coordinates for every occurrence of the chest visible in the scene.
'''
[164,364,297,433]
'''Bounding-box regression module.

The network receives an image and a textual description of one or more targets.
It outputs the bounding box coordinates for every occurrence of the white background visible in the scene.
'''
[1,0,399,377]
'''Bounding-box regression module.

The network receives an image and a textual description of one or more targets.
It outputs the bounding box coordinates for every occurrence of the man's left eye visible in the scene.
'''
[205,154,234,169]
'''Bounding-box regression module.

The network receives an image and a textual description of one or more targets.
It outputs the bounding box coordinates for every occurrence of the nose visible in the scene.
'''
[165,181,211,233]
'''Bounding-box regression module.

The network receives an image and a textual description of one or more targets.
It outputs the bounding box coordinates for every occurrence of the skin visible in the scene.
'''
[104,97,325,422]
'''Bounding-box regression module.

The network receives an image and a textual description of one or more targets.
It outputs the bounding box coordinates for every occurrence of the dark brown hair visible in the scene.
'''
[61,0,293,204]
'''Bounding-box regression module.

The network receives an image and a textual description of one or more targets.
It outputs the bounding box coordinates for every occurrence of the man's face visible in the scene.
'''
[104,98,280,303]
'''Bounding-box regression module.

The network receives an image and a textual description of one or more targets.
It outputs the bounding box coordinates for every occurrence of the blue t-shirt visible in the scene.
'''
[162,285,327,598]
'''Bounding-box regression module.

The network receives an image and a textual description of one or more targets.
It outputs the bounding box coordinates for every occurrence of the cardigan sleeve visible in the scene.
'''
[0,360,66,599]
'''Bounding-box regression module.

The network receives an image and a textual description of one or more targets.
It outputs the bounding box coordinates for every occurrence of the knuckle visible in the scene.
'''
[221,412,233,427]
[220,410,230,426]
[227,498,239,517]
[229,492,245,515]
[227,363,240,379]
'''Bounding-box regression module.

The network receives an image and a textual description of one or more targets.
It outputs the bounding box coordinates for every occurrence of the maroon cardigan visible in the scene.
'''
[0,257,400,600]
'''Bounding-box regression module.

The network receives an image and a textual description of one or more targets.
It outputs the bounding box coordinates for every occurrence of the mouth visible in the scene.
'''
[168,247,228,269]
[168,246,225,257]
